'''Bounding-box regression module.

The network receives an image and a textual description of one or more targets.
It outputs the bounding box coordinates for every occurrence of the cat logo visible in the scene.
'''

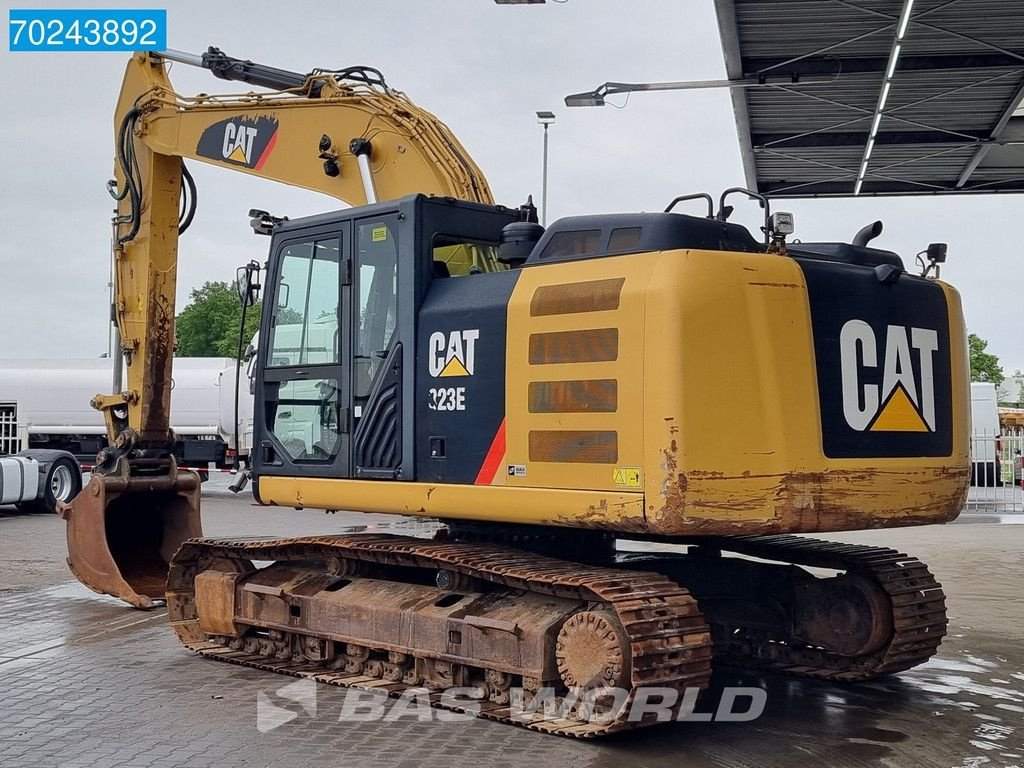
[195,115,279,170]
[428,329,479,377]
[222,122,257,163]
[840,320,939,433]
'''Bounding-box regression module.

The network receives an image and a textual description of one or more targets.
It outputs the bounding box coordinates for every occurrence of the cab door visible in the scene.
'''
[256,225,351,480]
[350,212,404,477]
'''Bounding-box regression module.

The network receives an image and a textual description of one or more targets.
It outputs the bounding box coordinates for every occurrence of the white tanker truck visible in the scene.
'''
[0,355,255,511]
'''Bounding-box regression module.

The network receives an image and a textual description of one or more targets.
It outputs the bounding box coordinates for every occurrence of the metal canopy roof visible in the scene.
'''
[715,0,1024,197]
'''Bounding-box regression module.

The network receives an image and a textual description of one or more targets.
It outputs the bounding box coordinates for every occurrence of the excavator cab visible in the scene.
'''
[249,194,519,491]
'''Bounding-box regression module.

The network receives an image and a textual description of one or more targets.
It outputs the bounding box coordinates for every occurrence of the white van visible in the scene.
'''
[970,382,1002,486]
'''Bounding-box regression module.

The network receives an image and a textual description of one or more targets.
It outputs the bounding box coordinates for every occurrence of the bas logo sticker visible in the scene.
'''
[196,115,279,170]
[840,320,938,433]
[428,329,479,378]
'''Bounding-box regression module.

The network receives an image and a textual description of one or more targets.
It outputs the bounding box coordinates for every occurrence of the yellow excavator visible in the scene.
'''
[61,48,970,737]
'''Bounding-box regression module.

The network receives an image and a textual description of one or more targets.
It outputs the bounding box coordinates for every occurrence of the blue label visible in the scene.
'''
[9,9,167,51]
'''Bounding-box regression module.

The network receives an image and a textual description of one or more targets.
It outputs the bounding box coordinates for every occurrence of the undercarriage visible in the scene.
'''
[166,528,946,737]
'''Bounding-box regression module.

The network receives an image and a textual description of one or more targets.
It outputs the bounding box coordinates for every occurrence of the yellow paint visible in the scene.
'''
[439,356,470,377]
[259,476,645,529]
[494,247,969,534]
[636,250,968,533]
[870,384,929,432]
[227,144,247,164]
[505,254,651,492]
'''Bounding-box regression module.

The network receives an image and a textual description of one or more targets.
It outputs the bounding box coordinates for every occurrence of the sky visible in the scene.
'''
[0,0,1021,372]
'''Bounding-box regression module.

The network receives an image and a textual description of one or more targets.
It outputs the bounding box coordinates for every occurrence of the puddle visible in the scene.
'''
[904,649,1024,763]
[922,658,996,675]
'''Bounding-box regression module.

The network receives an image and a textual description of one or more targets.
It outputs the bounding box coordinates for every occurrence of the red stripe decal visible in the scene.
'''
[253,130,278,171]
[474,418,506,485]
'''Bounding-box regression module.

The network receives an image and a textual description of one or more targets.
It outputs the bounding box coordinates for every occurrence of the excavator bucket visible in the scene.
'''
[58,458,202,610]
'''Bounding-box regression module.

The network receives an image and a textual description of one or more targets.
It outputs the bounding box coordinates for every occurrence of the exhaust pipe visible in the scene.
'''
[853,220,883,247]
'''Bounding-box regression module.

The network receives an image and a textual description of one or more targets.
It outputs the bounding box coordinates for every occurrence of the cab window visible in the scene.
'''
[355,220,399,397]
[432,235,504,277]
[269,238,340,367]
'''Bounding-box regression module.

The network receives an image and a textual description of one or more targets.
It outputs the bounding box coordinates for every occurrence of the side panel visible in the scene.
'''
[415,270,519,483]
[642,249,969,535]
[257,475,645,528]
[503,254,655,496]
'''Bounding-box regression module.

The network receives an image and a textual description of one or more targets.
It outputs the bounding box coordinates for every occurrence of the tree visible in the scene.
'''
[175,281,261,358]
[968,333,1004,387]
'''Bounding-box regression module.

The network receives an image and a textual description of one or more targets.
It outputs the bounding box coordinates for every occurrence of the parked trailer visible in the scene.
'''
[971,382,1003,486]
[0,357,253,469]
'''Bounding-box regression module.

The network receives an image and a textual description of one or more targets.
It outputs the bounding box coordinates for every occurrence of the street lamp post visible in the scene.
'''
[536,111,555,225]
[564,74,835,108]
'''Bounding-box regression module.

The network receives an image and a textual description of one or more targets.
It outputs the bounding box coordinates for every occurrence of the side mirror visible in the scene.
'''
[236,261,262,308]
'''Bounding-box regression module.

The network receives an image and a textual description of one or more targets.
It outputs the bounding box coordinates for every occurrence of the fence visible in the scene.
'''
[966,428,1023,513]
[0,404,25,456]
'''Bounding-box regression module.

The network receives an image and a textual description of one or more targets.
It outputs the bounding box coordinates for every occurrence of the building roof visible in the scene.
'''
[715,0,1024,197]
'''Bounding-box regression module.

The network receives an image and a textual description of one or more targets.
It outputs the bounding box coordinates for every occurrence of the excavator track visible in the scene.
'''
[166,534,713,738]
[697,535,948,682]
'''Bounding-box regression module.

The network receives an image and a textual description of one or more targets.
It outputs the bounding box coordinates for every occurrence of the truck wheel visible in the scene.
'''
[16,457,82,514]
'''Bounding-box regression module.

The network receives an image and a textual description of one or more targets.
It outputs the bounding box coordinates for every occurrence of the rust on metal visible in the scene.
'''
[139,285,176,442]
[159,529,947,736]
[655,438,966,535]
[791,573,893,657]
[166,533,713,737]
[555,610,630,690]
[58,456,202,609]
[694,534,948,681]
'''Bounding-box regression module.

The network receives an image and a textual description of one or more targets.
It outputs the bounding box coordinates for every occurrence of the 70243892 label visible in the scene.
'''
[9,9,166,52]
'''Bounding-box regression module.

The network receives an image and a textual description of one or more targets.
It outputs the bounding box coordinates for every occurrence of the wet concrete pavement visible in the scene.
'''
[0,488,1021,768]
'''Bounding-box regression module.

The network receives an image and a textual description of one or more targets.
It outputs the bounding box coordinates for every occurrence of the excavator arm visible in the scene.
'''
[60,48,493,608]
[108,48,491,447]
